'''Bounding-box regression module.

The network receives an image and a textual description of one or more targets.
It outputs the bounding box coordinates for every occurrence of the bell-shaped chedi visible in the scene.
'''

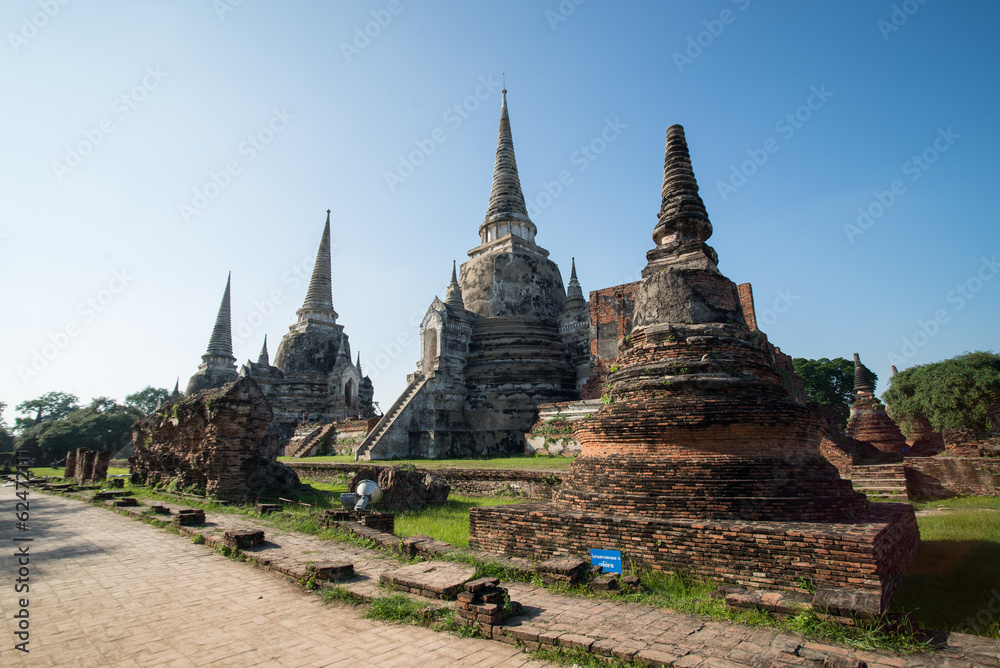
[470,125,919,614]
[555,125,866,522]
[845,353,907,458]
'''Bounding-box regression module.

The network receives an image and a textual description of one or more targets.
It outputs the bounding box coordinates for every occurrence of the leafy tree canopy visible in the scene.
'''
[0,402,13,452]
[15,397,143,464]
[883,351,1000,433]
[124,386,170,415]
[14,391,79,432]
[792,357,876,429]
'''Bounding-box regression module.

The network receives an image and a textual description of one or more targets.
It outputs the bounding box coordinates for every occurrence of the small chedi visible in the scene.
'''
[64,448,110,485]
[845,353,907,458]
[131,375,299,502]
[355,89,590,460]
[470,125,920,614]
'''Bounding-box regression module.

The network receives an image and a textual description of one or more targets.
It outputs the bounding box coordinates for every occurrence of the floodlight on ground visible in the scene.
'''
[340,480,382,511]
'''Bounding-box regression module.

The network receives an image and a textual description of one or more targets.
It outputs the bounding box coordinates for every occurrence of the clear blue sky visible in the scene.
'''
[2,1,997,418]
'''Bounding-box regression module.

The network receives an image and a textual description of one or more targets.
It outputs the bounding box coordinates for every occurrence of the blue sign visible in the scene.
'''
[589,549,622,574]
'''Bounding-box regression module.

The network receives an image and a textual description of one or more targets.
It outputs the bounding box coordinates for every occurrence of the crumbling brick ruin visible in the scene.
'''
[130,376,299,502]
[470,125,920,615]
[63,448,110,485]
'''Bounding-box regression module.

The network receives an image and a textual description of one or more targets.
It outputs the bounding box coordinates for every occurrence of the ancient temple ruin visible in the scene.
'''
[183,212,373,444]
[132,375,299,502]
[469,125,919,614]
[355,89,590,460]
[845,353,907,457]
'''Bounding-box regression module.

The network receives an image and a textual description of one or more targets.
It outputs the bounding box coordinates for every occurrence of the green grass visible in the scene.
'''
[392,494,529,547]
[279,454,575,470]
[893,496,1000,637]
[28,467,129,477]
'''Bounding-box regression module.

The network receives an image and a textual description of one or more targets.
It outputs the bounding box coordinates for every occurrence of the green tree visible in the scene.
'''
[125,386,170,415]
[883,351,1000,433]
[0,402,14,452]
[792,357,876,429]
[14,391,79,432]
[14,398,143,464]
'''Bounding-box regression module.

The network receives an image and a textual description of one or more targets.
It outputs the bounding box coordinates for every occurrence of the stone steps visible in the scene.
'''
[850,464,909,501]
[354,376,427,461]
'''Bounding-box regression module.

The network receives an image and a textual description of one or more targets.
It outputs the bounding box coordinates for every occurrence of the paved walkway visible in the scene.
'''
[0,485,552,667]
[8,485,1000,668]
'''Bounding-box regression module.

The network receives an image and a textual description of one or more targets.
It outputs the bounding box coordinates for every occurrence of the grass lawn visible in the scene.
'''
[28,467,130,477]
[279,454,575,470]
[392,495,528,547]
[894,496,1000,636]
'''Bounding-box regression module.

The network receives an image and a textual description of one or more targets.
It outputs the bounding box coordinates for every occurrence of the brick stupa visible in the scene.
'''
[470,125,920,613]
[845,353,907,458]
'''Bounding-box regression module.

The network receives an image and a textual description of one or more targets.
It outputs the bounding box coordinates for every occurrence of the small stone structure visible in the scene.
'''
[524,399,602,456]
[469,125,920,614]
[845,353,906,458]
[347,466,449,510]
[130,376,299,502]
[380,561,476,600]
[454,577,518,633]
[355,90,590,461]
[64,448,110,485]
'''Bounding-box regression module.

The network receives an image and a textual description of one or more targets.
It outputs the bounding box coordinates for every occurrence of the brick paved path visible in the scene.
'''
[0,485,552,667]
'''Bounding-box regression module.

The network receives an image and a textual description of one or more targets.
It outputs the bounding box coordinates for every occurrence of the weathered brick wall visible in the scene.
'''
[736,283,758,331]
[470,502,918,611]
[904,457,1000,500]
[582,282,640,399]
[943,428,1000,457]
[283,462,563,499]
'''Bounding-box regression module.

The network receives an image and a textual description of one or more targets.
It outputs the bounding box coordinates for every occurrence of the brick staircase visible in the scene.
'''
[849,463,909,502]
[354,375,428,461]
[284,423,335,458]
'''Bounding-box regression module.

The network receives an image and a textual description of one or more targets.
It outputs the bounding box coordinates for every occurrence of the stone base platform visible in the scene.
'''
[379,561,476,600]
[469,501,919,614]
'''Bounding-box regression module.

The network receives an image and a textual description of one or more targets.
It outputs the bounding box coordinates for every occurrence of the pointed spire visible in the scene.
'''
[204,273,235,360]
[891,365,898,376]
[356,352,363,376]
[296,210,339,323]
[853,353,873,393]
[479,87,537,245]
[257,336,269,365]
[170,378,180,398]
[445,260,465,309]
[565,257,585,306]
[652,125,712,247]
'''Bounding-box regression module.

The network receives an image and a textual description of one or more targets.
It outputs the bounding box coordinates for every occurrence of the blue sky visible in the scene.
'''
[2,0,997,417]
